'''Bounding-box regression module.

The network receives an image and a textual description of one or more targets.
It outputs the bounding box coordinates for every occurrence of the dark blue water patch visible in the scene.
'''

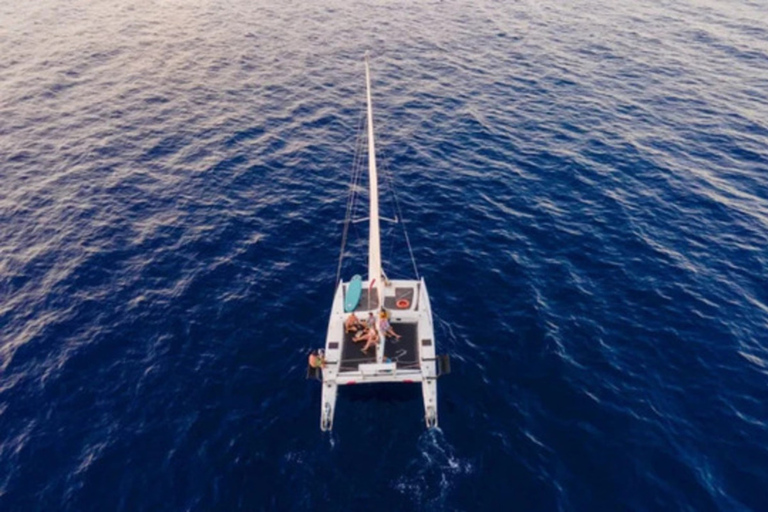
[3,0,768,510]
[143,135,187,160]
[208,154,248,175]
[6,150,33,163]
[225,126,266,147]
[143,95,171,105]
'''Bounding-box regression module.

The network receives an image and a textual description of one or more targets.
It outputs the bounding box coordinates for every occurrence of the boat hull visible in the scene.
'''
[319,278,439,430]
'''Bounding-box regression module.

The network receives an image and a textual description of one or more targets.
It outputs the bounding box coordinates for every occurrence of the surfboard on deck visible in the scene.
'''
[344,275,363,312]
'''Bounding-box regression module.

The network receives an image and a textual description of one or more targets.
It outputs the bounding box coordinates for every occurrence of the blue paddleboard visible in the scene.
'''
[344,275,363,312]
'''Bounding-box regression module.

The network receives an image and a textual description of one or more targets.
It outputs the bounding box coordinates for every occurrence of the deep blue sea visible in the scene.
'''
[2,0,768,510]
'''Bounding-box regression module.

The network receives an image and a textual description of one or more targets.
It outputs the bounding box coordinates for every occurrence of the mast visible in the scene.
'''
[364,54,385,363]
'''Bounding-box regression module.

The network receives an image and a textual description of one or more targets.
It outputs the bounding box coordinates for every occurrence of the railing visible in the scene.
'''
[337,358,422,372]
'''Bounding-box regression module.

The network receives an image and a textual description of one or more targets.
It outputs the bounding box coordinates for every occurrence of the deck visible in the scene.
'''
[345,286,418,312]
[339,321,419,372]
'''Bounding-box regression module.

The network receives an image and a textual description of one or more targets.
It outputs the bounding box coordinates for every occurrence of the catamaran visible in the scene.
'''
[308,55,450,431]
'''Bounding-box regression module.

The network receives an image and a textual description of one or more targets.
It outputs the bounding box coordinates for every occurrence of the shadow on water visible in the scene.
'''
[339,382,421,403]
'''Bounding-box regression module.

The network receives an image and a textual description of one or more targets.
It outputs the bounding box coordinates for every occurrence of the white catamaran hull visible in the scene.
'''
[313,55,448,431]
[320,278,438,430]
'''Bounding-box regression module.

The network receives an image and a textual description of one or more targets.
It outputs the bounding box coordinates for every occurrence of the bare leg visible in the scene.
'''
[353,328,368,343]
[362,332,378,354]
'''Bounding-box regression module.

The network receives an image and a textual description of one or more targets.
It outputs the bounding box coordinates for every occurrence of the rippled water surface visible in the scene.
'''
[2,0,768,510]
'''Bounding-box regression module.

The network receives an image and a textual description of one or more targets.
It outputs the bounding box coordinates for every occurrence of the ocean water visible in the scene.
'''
[2,0,768,510]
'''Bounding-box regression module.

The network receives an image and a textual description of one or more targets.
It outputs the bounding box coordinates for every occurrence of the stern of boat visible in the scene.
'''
[313,278,449,431]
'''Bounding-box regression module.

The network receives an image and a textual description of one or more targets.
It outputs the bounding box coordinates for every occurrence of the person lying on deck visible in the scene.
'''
[361,328,379,355]
[345,312,363,333]
[352,326,369,343]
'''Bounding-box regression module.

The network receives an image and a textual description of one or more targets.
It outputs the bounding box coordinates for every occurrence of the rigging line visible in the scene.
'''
[350,116,367,211]
[349,117,367,224]
[335,107,367,285]
[385,223,397,269]
[347,104,368,228]
[349,125,367,249]
[349,112,367,248]
[347,111,367,252]
[380,155,420,280]
[383,220,395,248]
[339,113,366,280]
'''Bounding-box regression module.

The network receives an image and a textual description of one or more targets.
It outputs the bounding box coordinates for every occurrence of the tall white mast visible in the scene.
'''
[364,55,383,306]
[364,54,385,362]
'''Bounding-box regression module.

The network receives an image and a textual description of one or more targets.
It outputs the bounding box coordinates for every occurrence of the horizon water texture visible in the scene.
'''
[2,0,768,510]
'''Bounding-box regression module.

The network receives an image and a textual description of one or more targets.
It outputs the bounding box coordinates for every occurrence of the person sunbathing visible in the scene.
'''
[345,312,363,333]
[352,326,369,343]
[361,329,379,355]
